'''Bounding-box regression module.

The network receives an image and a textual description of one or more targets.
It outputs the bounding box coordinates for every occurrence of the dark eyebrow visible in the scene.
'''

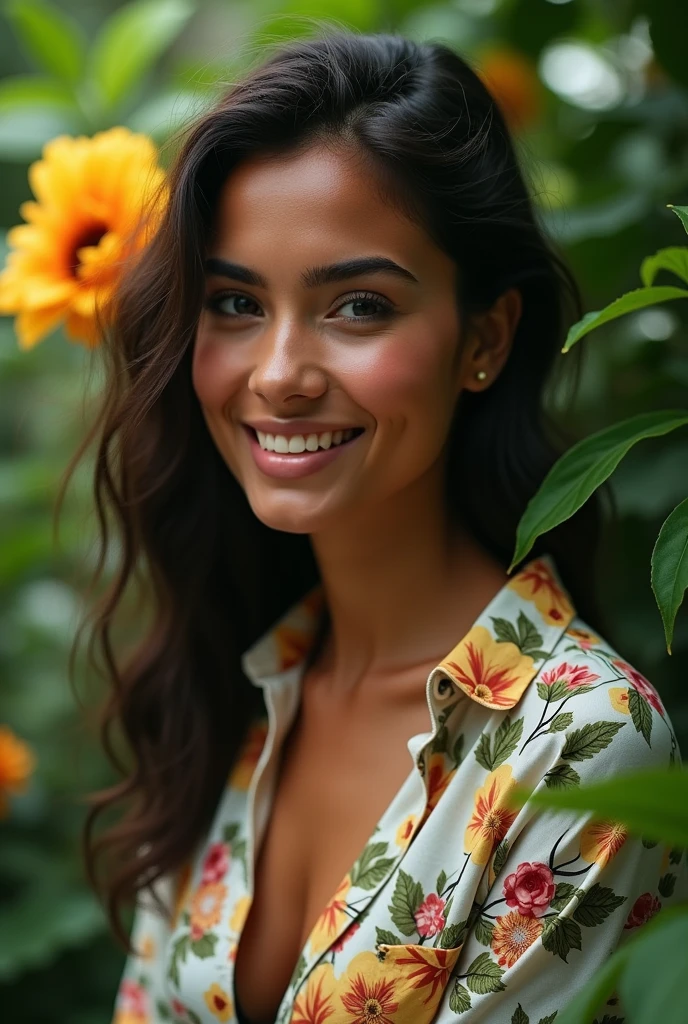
[203,255,419,288]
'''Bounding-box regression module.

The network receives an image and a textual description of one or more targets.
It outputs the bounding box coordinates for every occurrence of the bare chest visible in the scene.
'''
[232,682,432,1024]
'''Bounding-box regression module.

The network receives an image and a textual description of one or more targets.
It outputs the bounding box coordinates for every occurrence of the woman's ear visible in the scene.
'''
[461,286,522,393]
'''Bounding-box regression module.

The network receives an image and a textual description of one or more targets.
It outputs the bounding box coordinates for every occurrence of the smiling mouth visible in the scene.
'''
[247,426,365,454]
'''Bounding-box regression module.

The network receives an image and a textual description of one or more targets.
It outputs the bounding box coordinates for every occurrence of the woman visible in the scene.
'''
[82,30,682,1024]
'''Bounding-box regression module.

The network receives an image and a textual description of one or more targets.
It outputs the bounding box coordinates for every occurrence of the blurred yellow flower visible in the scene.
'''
[477,46,543,132]
[0,126,167,349]
[0,725,36,818]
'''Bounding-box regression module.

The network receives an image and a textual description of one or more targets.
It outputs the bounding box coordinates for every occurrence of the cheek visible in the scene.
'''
[191,331,241,411]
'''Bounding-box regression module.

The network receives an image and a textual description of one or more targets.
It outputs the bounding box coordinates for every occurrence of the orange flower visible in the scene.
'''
[228,718,269,790]
[424,753,457,816]
[0,127,166,348]
[441,626,535,709]
[190,881,227,933]
[508,559,574,626]
[477,47,542,132]
[203,982,233,1023]
[580,819,628,866]
[390,945,462,1003]
[339,969,399,1023]
[491,911,542,967]
[566,627,601,650]
[609,687,630,715]
[465,765,519,865]
[309,874,352,954]
[0,726,36,818]
[291,965,337,1024]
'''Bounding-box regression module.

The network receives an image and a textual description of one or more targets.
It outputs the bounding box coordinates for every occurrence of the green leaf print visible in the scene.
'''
[538,1015,558,1023]
[474,915,495,946]
[658,872,677,897]
[548,712,574,733]
[389,869,424,935]
[190,933,218,958]
[475,716,524,771]
[187,1012,203,1024]
[550,882,580,912]
[492,839,510,876]
[628,687,653,745]
[465,951,506,994]
[669,847,684,864]
[561,722,625,762]
[436,869,447,895]
[376,927,404,947]
[491,612,547,659]
[167,933,190,988]
[439,919,468,948]
[538,679,570,703]
[431,723,450,755]
[511,1007,529,1024]
[452,733,465,766]
[222,822,241,844]
[156,1000,173,1020]
[449,980,472,1012]
[350,841,395,890]
[544,764,580,789]
[573,884,626,927]
[541,916,583,961]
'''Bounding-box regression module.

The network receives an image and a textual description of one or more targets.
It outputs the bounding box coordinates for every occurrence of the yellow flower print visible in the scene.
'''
[395,814,418,848]
[509,558,574,626]
[309,874,352,954]
[230,894,252,933]
[339,956,400,1023]
[291,963,337,1024]
[440,626,535,709]
[609,687,630,715]
[491,911,542,967]
[566,626,601,650]
[465,765,519,865]
[138,933,155,961]
[190,881,227,933]
[203,982,233,1023]
[580,819,628,866]
[228,719,269,790]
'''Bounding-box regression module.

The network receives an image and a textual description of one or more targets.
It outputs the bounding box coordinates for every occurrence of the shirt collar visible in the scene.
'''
[240,553,576,711]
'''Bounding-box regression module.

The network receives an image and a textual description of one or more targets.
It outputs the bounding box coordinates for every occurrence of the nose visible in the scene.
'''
[248,317,328,405]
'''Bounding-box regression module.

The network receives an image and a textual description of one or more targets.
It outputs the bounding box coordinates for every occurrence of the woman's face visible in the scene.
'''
[193,142,482,534]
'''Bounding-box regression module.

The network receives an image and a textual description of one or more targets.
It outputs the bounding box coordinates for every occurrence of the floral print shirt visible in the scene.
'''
[112,554,685,1024]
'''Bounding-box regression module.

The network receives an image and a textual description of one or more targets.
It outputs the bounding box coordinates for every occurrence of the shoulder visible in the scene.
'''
[512,615,678,781]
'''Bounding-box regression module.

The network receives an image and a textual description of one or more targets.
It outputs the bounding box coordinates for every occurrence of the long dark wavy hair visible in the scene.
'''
[64,28,603,953]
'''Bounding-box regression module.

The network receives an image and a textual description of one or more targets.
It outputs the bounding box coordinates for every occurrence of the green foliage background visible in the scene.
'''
[0,0,687,1021]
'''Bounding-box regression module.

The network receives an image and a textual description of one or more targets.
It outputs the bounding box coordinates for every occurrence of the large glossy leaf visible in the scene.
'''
[510,411,688,570]
[562,286,688,352]
[620,914,688,1024]
[641,247,688,287]
[5,0,86,85]
[88,0,195,110]
[668,204,688,234]
[652,497,688,654]
[0,74,75,110]
[553,939,631,1024]
[510,768,688,848]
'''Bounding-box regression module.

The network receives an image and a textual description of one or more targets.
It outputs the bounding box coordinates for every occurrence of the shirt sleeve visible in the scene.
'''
[111,872,181,1024]
[433,686,686,1024]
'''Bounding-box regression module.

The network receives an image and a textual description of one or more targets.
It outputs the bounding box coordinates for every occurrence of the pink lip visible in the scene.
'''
[243,425,364,479]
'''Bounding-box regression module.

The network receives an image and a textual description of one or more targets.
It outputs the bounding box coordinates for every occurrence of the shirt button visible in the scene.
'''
[432,674,458,702]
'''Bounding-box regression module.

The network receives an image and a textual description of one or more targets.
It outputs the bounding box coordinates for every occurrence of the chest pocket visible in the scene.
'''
[290,943,463,1023]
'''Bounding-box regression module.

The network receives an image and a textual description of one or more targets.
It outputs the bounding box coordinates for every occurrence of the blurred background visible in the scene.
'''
[0,0,687,1021]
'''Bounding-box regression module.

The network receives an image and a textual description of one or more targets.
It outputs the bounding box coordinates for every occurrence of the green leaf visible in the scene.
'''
[492,716,524,768]
[573,885,626,928]
[375,927,403,947]
[222,823,240,843]
[475,733,494,771]
[511,411,688,569]
[628,687,653,746]
[641,247,688,287]
[513,768,688,848]
[88,0,194,110]
[544,764,581,789]
[492,839,510,876]
[0,74,74,110]
[561,722,625,762]
[512,1006,529,1024]
[389,870,424,936]
[491,616,521,646]
[668,205,688,235]
[465,951,506,994]
[436,869,447,895]
[5,0,86,84]
[619,914,688,1024]
[658,873,676,898]
[167,933,190,988]
[189,932,217,958]
[157,1001,173,1020]
[440,920,468,948]
[452,733,465,766]
[449,980,472,1012]
[651,497,688,653]
[552,937,630,1024]
[537,1016,558,1024]
[550,881,580,912]
[517,611,546,655]
[669,847,683,865]
[563,286,688,352]
[350,841,389,888]
[541,917,582,962]
[548,712,574,733]
[474,915,495,946]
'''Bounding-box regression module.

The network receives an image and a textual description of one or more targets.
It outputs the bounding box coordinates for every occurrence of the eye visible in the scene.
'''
[332,291,396,323]
[203,291,263,318]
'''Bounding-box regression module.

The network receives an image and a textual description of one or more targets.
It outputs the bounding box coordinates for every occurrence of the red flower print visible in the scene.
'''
[540,662,599,691]
[612,659,664,715]
[503,861,555,918]
[119,979,148,1017]
[171,998,188,1015]
[332,920,360,952]
[201,842,230,885]
[624,892,661,930]
[414,892,446,937]
[340,972,399,1023]
[190,922,204,941]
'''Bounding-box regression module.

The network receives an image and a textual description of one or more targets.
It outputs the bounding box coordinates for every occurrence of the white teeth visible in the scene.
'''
[254,428,360,453]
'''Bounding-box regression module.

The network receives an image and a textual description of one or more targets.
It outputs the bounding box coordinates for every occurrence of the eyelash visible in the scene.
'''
[202,289,396,323]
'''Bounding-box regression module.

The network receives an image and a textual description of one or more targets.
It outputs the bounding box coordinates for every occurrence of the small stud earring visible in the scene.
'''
[475,369,488,382]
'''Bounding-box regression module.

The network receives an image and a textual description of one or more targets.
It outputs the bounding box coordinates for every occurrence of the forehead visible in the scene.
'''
[208,142,444,273]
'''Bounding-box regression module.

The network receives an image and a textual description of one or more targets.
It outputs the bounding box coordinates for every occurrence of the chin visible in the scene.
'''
[246,495,329,535]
